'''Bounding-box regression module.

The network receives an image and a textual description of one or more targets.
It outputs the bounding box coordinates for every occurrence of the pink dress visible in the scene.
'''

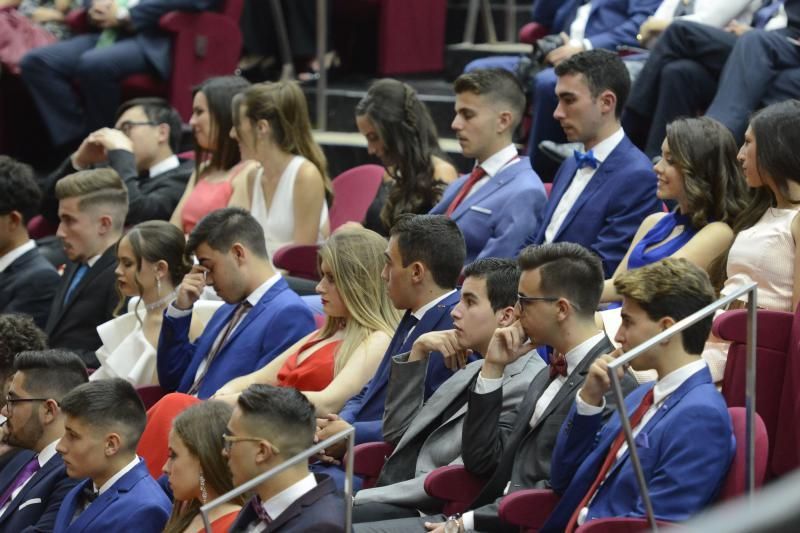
[181,162,249,234]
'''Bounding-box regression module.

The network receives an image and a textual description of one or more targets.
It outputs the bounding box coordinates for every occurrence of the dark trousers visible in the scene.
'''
[241,0,322,58]
[19,34,154,147]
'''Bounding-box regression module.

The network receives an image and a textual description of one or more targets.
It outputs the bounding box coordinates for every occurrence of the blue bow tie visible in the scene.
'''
[573,149,599,169]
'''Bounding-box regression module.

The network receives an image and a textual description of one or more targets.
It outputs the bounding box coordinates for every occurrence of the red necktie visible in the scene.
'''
[565,388,656,533]
[549,352,567,378]
[445,166,487,217]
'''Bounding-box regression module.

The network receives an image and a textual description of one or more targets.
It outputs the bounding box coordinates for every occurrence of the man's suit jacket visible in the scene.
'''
[430,158,546,264]
[0,247,60,329]
[462,336,638,533]
[229,474,344,533]
[45,246,119,368]
[542,366,734,532]
[42,152,192,227]
[353,352,544,511]
[53,460,171,533]
[529,136,660,277]
[0,450,80,533]
[338,291,469,444]
[157,277,315,399]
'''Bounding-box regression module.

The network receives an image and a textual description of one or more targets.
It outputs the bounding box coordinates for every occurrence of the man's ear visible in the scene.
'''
[496,110,514,135]
[97,214,114,235]
[598,89,618,117]
[105,433,123,457]
[496,305,516,327]
[409,261,426,284]
[231,243,247,265]
[156,123,170,145]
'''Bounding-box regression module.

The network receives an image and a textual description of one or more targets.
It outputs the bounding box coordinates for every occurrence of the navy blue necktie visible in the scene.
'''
[573,149,599,170]
[64,263,89,304]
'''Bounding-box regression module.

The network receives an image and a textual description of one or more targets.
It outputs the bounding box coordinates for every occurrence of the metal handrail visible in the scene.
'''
[315,0,327,131]
[198,427,355,531]
[605,282,758,531]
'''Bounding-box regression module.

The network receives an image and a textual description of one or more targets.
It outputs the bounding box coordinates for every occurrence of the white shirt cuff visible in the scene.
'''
[166,302,193,318]
[475,372,503,394]
[575,387,605,415]
[462,511,475,532]
[582,38,593,51]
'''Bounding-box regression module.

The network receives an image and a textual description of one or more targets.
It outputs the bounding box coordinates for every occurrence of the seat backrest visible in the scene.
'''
[718,407,769,500]
[219,0,245,21]
[271,244,320,281]
[136,385,168,410]
[329,165,385,231]
[349,441,395,490]
[574,517,675,532]
[423,465,487,516]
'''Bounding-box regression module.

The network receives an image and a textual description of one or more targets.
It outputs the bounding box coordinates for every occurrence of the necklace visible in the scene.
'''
[144,290,178,312]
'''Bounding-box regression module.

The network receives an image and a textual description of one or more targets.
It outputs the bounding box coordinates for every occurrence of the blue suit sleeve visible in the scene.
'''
[129,0,221,31]
[20,475,80,533]
[477,184,547,261]
[586,0,662,50]
[353,420,383,445]
[531,0,566,29]
[156,312,197,392]
[549,404,606,494]
[339,383,368,422]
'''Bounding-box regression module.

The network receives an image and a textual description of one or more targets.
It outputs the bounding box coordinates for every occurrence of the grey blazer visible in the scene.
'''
[353,350,544,511]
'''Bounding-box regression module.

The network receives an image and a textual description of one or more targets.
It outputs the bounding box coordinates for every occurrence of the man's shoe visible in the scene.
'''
[538,140,584,164]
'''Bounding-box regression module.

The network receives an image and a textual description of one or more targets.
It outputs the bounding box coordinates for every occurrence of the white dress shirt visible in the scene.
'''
[405,289,457,342]
[569,1,595,50]
[463,144,521,202]
[148,154,180,178]
[0,439,60,518]
[573,358,708,525]
[0,240,36,273]
[544,128,625,243]
[94,456,140,495]
[247,474,317,533]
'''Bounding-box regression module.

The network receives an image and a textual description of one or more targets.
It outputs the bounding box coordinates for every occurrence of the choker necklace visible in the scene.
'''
[144,290,178,312]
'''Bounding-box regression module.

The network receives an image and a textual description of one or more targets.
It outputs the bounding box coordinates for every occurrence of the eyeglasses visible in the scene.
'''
[5,396,55,414]
[222,431,280,454]
[516,294,582,313]
[117,120,158,136]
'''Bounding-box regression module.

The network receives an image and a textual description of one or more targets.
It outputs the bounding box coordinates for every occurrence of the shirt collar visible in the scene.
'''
[583,127,625,164]
[477,144,519,178]
[86,254,102,268]
[653,358,708,405]
[95,456,140,495]
[564,332,607,376]
[37,438,60,468]
[148,155,180,178]
[245,273,282,307]
[262,473,317,520]
[0,240,35,273]
[411,289,457,321]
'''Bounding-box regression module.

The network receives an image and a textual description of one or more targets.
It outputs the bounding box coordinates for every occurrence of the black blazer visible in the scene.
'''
[44,246,119,368]
[462,337,638,533]
[0,247,60,329]
[229,475,345,533]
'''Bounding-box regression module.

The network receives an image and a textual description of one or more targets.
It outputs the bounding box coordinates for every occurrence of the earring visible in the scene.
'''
[199,472,208,504]
[156,276,162,297]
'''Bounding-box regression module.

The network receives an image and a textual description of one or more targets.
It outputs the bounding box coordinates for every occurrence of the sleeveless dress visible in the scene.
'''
[251,155,329,257]
[181,161,249,234]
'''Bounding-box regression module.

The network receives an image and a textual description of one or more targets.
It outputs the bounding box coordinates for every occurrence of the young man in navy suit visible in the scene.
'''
[227,384,345,532]
[54,378,171,532]
[528,50,660,277]
[542,258,734,532]
[0,350,88,532]
[430,69,546,264]
[0,157,60,329]
[157,207,315,399]
[314,214,468,488]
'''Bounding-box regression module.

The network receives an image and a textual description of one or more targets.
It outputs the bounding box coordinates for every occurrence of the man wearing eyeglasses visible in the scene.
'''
[0,349,87,532]
[41,97,192,228]
[225,384,345,533]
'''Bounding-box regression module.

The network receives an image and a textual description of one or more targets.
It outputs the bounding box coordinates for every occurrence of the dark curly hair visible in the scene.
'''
[0,314,48,384]
[0,156,42,224]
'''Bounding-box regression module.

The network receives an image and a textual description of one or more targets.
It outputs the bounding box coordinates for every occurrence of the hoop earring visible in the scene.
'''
[199,472,208,504]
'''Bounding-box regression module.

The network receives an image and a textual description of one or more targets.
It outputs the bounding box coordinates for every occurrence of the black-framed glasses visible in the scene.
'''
[221,430,280,454]
[516,294,559,309]
[5,396,55,414]
[117,120,158,135]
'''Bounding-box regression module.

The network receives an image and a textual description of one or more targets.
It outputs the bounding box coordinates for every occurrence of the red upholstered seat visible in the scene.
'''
[423,465,489,516]
[329,164,384,231]
[350,441,395,489]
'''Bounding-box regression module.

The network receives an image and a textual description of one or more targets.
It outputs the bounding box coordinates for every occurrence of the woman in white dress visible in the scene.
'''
[228,80,332,257]
[91,221,220,386]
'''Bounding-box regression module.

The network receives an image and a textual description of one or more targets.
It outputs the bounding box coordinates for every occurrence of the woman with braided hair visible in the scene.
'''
[356,79,458,235]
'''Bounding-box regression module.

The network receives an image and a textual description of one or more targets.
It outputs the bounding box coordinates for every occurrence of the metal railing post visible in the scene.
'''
[315,0,327,131]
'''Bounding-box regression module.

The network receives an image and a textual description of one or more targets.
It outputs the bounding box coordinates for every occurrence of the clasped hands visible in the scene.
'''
[72,128,133,168]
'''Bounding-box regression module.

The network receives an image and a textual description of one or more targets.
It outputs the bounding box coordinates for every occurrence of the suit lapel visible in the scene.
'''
[53,248,116,321]
[407,364,481,442]
[538,161,578,240]
[71,462,146,530]
[219,279,285,350]
[0,456,61,525]
[450,160,523,220]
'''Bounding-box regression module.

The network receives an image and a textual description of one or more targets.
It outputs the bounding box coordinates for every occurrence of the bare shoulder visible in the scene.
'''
[433,156,458,184]
[695,221,734,240]
[295,159,324,187]
[791,210,800,244]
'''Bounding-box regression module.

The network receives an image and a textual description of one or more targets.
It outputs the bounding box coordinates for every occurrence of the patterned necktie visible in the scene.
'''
[573,149,599,170]
[445,166,486,217]
[64,263,89,304]
[549,352,568,379]
[565,388,656,533]
[0,457,40,509]
[251,495,273,525]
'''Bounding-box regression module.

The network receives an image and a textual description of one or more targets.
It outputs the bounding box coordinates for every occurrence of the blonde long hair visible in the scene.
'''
[317,227,401,374]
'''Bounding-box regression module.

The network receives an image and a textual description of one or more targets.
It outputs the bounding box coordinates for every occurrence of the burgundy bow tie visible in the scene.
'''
[549,352,567,378]
[251,496,273,524]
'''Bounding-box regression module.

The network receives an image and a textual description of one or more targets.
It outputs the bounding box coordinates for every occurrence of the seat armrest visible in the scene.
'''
[498,488,560,529]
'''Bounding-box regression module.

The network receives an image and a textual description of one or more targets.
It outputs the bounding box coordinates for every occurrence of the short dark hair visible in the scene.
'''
[554,49,630,118]
[615,258,715,354]
[237,384,316,457]
[517,243,604,318]
[0,315,48,383]
[13,349,87,400]
[453,68,526,129]
[115,97,183,153]
[60,379,147,451]
[462,257,520,311]
[389,214,465,289]
[186,207,268,260]
[0,156,42,224]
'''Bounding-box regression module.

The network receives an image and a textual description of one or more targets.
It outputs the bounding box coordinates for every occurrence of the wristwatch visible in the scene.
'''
[444,513,463,533]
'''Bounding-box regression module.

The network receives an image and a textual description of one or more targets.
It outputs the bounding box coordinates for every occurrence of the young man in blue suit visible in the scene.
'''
[20,0,221,148]
[314,214,469,488]
[0,157,60,329]
[54,379,171,532]
[0,350,87,532]
[157,207,315,399]
[227,384,345,532]
[528,50,660,277]
[542,258,734,532]
[430,69,546,264]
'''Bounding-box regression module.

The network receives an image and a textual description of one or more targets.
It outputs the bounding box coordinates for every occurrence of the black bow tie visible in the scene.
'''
[82,486,99,504]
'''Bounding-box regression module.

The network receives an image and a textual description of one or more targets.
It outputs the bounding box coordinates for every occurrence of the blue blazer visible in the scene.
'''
[0,451,80,533]
[53,460,171,533]
[541,366,734,532]
[529,136,660,277]
[0,247,60,330]
[540,0,661,50]
[157,277,315,399]
[430,157,546,264]
[339,291,471,444]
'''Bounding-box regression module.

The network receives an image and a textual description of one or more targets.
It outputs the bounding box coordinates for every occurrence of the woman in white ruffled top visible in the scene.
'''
[91,221,221,386]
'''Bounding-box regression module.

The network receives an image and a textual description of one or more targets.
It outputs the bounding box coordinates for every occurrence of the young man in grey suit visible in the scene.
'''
[352,258,545,523]
[356,242,636,533]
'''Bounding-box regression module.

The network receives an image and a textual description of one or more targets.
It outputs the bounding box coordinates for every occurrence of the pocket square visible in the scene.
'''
[19,498,42,510]
[469,205,492,215]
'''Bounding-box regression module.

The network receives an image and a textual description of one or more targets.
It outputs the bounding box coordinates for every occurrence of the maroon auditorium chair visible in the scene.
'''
[350,441,395,490]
